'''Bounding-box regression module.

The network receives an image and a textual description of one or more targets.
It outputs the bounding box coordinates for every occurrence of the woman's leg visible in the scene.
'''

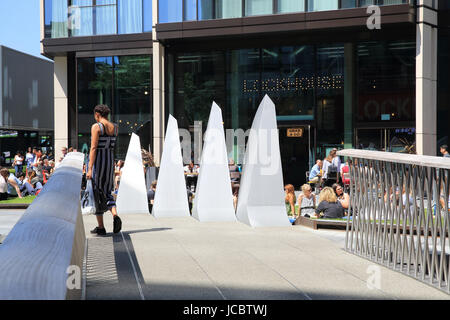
[96,214,105,229]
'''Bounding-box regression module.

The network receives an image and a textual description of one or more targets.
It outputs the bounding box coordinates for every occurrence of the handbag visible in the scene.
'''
[81,179,96,215]
[92,179,108,213]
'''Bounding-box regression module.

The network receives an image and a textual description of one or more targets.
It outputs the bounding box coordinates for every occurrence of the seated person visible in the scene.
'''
[309,160,322,184]
[298,184,316,218]
[332,183,350,214]
[147,180,157,213]
[0,169,33,198]
[284,184,296,218]
[0,168,8,200]
[314,187,344,219]
[232,184,239,211]
[229,159,241,186]
[184,161,199,191]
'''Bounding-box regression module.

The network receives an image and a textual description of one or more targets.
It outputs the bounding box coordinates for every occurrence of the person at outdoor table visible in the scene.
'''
[331,148,341,182]
[147,180,157,213]
[441,145,450,158]
[315,187,344,219]
[284,184,296,217]
[184,161,199,191]
[322,150,338,187]
[332,183,350,214]
[298,184,316,217]
[308,160,322,183]
[229,158,241,185]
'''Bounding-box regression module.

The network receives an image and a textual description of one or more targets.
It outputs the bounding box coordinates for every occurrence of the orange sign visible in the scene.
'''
[287,128,304,137]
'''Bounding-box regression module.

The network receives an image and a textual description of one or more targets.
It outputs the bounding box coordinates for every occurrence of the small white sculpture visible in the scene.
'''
[152,115,190,218]
[116,133,149,214]
[236,95,291,227]
[192,102,236,222]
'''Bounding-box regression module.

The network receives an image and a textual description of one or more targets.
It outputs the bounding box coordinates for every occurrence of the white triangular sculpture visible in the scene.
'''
[152,115,190,218]
[116,133,149,214]
[236,95,291,227]
[192,103,236,222]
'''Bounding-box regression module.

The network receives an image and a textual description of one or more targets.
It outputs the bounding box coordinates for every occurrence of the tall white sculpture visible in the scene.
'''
[236,95,291,227]
[116,133,149,214]
[192,103,236,222]
[152,115,190,218]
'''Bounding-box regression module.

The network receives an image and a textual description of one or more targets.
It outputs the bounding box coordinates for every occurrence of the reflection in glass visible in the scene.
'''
[199,0,214,20]
[359,0,375,6]
[50,0,68,38]
[341,0,357,8]
[174,52,226,130]
[184,0,197,20]
[215,0,242,19]
[277,0,305,13]
[316,44,345,150]
[96,0,117,35]
[159,0,183,22]
[245,0,273,16]
[143,0,153,31]
[77,55,152,159]
[118,0,143,34]
[357,40,415,123]
[307,0,338,11]
[77,57,113,153]
[114,56,152,158]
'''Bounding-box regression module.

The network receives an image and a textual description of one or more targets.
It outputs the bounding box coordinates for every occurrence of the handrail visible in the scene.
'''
[338,149,450,170]
[338,149,450,294]
[0,152,86,300]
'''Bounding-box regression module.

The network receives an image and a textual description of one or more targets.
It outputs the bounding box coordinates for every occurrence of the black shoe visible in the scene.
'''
[113,216,122,234]
[90,227,106,236]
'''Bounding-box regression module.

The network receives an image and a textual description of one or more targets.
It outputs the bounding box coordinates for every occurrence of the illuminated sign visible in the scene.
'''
[243,75,343,93]
[287,128,304,137]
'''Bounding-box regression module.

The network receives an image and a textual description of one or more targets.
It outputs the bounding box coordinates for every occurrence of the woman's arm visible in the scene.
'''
[289,194,295,216]
[87,124,100,180]
[9,178,22,198]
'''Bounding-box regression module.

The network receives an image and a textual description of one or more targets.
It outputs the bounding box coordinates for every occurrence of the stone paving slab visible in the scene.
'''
[83,213,450,300]
[0,210,25,243]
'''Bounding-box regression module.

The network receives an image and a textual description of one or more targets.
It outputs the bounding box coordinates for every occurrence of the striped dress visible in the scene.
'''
[93,122,118,214]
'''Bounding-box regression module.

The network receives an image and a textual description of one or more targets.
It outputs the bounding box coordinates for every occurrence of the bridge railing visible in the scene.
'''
[337,149,450,293]
[0,152,86,300]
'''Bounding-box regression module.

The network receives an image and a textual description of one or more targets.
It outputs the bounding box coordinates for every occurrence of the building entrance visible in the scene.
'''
[278,125,314,189]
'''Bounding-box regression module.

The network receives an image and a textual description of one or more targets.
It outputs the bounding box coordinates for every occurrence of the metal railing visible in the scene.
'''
[337,149,450,293]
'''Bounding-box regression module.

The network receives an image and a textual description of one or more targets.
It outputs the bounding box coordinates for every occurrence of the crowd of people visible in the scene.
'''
[284,148,352,220]
[0,145,83,201]
[0,147,60,200]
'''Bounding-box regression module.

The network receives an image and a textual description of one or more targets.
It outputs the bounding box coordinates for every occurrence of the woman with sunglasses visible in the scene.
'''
[332,183,350,215]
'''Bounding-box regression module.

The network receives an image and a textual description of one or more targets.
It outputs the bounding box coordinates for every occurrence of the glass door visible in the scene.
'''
[279,125,314,188]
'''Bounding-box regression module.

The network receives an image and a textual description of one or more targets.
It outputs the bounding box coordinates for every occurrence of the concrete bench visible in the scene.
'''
[293,216,350,230]
[0,152,86,300]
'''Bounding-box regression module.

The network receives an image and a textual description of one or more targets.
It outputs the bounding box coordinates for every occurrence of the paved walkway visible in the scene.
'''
[0,210,25,243]
[83,214,450,300]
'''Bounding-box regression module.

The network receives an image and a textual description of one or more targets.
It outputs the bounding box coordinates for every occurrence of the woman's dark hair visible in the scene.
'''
[94,104,111,118]
[332,183,342,195]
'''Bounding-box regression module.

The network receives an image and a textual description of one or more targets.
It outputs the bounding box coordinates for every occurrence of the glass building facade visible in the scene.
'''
[167,39,415,185]
[158,0,410,22]
[44,0,153,38]
[42,0,441,187]
[76,55,152,159]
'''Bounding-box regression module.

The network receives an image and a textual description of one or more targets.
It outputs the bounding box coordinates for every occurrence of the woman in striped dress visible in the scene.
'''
[87,104,122,236]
